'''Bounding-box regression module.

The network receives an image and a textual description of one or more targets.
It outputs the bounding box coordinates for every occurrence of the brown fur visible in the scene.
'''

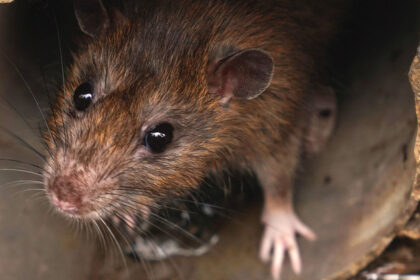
[44,0,343,218]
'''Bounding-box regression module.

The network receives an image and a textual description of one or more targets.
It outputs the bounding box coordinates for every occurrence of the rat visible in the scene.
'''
[43,0,339,279]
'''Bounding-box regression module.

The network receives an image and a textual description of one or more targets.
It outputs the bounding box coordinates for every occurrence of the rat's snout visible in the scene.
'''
[51,193,78,214]
[48,175,91,216]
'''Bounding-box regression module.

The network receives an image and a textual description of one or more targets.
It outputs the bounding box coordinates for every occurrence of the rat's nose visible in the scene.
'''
[48,175,85,215]
[51,193,79,214]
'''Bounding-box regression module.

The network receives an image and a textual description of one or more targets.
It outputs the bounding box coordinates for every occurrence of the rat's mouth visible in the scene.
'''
[50,193,79,214]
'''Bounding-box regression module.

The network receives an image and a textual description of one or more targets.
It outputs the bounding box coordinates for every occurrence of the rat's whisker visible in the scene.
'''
[0,126,45,162]
[29,192,49,203]
[92,219,108,253]
[103,208,156,277]
[105,197,189,248]
[117,220,154,280]
[52,12,65,92]
[98,215,127,270]
[16,188,46,193]
[105,191,186,213]
[0,96,39,139]
[112,198,207,249]
[146,233,186,280]
[117,186,232,212]
[0,180,44,188]
[0,158,47,172]
[0,168,43,177]
[0,48,55,148]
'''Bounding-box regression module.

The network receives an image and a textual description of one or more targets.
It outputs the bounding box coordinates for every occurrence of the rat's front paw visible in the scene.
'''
[259,210,316,280]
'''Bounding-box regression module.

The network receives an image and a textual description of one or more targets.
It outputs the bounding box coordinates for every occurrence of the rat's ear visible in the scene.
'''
[74,0,110,38]
[207,49,274,105]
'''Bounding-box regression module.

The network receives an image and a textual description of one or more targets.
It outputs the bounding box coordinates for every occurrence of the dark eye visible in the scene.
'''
[74,82,94,111]
[144,123,174,153]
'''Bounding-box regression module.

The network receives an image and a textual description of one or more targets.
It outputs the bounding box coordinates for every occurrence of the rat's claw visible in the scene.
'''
[260,209,316,280]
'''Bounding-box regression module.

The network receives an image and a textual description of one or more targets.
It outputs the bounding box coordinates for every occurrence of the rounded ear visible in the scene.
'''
[74,0,110,38]
[207,49,274,105]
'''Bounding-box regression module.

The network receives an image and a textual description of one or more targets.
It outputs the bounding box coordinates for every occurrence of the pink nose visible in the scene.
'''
[51,193,78,213]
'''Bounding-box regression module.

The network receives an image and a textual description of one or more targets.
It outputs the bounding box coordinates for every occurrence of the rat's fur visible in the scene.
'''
[44,0,343,277]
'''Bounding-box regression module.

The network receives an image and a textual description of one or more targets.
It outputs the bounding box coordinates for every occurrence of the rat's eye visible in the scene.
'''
[144,123,174,153]
[74,82,94,111]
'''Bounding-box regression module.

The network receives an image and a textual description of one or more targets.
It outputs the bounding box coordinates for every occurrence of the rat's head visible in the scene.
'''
[43,0,273,221]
